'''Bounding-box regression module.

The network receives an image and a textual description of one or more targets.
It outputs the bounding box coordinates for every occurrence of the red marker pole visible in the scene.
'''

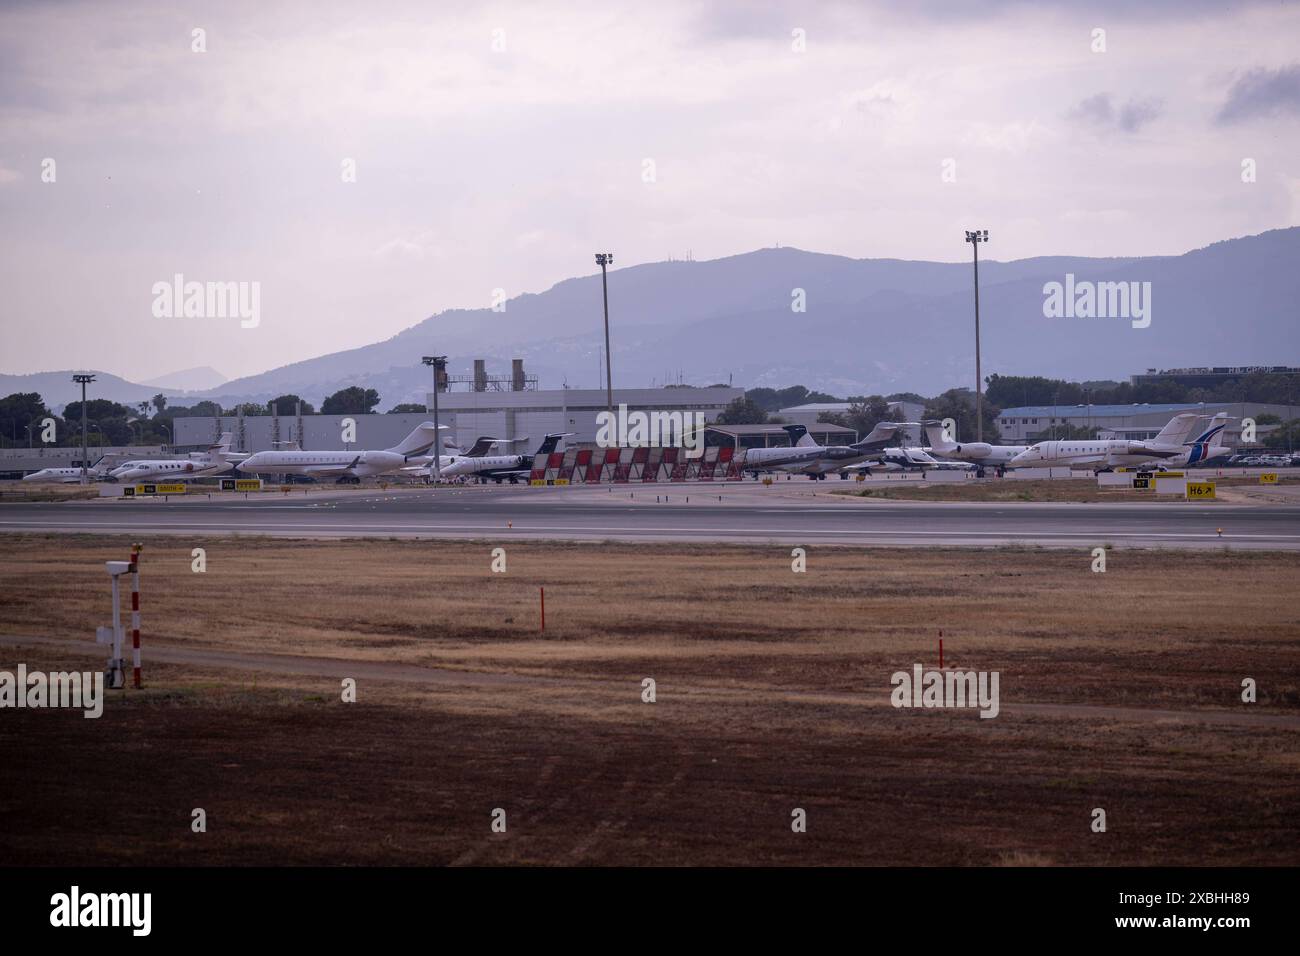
[540,587,546,632]
[129,543,142,688]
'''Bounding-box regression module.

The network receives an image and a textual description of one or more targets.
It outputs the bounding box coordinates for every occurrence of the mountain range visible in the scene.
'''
[6,227,1298,411]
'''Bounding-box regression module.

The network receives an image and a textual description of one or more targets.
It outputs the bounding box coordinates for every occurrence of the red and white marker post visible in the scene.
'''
[129,543,142,688]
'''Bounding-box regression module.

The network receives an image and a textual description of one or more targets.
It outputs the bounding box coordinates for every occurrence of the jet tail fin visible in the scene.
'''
[922,419,956,451]
[387,422,445,458]
[1185,413,1231,447]
[1184,413,1232,464]
[853,421,903,450]
[464,436,524,457]
[1151,413,1199,447]
[534,432,574,457]
[781,424,817,448]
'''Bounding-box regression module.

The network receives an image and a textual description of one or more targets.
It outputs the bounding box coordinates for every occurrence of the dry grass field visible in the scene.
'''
[834,475,1296,503]
[1,535,1297,866]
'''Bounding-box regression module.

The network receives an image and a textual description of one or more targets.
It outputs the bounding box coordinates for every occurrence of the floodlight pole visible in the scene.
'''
[596,253,614,418]
[422,355,447,482]
[965,230,988,442]
[72,373,95,484]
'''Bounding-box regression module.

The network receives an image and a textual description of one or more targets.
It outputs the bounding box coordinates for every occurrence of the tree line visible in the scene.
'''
[0,386,429,448]
[714,372,1300,446]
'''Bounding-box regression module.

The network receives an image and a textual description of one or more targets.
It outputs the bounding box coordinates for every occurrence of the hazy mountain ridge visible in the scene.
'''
[9,229,1297,410]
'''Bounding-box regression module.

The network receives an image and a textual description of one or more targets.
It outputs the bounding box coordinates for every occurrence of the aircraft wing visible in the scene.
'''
[300,456,361,477]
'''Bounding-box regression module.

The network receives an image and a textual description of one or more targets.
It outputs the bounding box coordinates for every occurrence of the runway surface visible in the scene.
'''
[3,484,1300,548]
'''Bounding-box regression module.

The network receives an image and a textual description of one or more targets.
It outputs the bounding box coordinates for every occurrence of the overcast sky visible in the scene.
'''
[1,0,1297,384]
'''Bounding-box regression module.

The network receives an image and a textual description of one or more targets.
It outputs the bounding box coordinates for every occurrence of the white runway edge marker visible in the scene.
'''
[49,885,151,936]
[97,544,144,690]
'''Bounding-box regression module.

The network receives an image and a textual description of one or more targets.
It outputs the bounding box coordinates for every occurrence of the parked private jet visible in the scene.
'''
[401,436,527,480]
[1008,412,1203,472]
[922,421,1029,477]
[744,423,908,479]
[22,460,112,482]
[440,433,570,483]
[236,423,443,482]
[110,433,243,483]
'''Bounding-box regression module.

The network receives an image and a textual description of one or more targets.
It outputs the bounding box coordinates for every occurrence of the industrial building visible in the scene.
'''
[995,402,1298,446]
[436,385,742,453]
[1129,366,1300,389]
[174,412,437,455]
[173,358,743,455]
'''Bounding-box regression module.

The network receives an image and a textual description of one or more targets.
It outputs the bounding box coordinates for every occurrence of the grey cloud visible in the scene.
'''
[1068,93,1162,133]
[1117,98,1163,132]
[1216,64,1300,123]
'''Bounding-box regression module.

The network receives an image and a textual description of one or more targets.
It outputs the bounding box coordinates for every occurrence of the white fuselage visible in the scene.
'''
[111,456,232,483]
[22,467,96,483]
[237,449,408,478]
[928,442,1029,466]
[403,452,471,477]
[1009,439,1181,471]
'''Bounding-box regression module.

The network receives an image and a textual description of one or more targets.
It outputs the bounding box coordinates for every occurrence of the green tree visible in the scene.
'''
[715,396,770,425]
[321,387,380,415]
[0,392,56,447]
[267,394,315,415]
[387,403,427,414]
[744,385,841,413]
[62,398,133,425]
[151,393,167,415]
[818,395,894,438]
[1263,419,1299,451]
[922,388,1001,443]
[225,402,269,417]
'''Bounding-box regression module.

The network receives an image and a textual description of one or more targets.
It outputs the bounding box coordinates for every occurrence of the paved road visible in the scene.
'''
[2,485,1299,548]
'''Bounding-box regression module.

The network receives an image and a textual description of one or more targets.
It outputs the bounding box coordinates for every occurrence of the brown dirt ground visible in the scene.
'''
[0,536,1297,866]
